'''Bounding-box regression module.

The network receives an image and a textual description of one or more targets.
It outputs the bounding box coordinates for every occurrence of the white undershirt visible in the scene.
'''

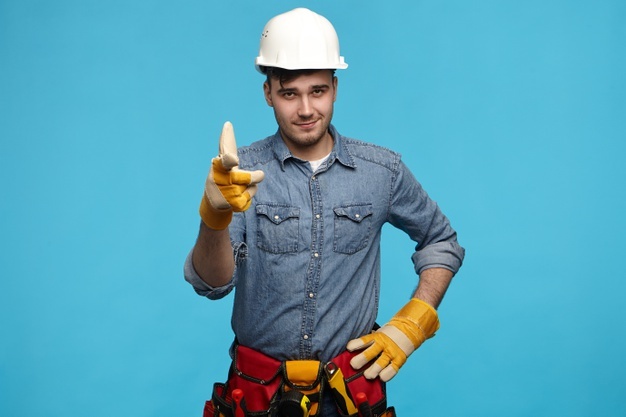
[309,153,331,172]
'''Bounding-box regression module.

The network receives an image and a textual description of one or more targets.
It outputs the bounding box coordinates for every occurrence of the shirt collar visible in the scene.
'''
[271,124,356,171]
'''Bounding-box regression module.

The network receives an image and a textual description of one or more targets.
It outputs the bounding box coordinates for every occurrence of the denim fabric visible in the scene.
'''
[184,125,465,363]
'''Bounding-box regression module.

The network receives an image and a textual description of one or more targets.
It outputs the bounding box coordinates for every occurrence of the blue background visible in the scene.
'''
[1,1,625,416]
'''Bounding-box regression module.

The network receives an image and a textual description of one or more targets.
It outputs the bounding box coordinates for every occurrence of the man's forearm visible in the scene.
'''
[413,267,454,309]
[191,221,235,287]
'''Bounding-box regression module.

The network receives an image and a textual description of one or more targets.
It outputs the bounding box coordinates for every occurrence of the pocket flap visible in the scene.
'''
[234,345,282,383]
[333,204,373,223]
[284,360,323,390]
[256,204,300,225]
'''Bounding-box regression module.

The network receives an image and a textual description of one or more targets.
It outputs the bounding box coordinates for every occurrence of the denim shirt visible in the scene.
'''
[184,125,465,362]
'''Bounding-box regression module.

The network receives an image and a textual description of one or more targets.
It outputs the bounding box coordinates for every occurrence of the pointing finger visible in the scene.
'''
[218,121,239,170]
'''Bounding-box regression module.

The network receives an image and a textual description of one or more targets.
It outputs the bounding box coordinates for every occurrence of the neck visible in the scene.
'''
[280,129,334,161]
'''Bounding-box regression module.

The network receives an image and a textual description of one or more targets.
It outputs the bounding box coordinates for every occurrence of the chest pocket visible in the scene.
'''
[256,204,300,254]
[333,203,373,254]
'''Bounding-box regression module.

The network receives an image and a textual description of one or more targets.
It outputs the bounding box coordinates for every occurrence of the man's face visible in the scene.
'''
[263,70,338,159]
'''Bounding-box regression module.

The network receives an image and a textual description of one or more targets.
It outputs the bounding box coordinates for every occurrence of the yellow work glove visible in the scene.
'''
[347,298,440,382]
[199,121,265,230]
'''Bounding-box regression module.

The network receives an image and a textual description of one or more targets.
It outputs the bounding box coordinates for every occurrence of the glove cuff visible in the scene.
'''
[390,298,440,347]
[199,194,233,230]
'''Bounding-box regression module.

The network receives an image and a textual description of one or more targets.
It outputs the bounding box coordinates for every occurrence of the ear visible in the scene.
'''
[332,76,338,102]
[263,82,273,107]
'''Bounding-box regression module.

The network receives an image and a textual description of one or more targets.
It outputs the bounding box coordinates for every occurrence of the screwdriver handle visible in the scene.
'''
[355,392,373,417]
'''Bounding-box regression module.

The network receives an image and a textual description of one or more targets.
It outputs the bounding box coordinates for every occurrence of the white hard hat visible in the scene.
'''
[255,8,348,73]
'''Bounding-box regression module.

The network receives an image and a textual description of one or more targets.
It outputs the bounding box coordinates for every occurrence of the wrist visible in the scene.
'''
[391,298,440,346]
[199,194,233,230]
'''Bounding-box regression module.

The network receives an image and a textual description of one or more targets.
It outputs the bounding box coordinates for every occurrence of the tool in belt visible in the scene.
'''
[203,344,397,417]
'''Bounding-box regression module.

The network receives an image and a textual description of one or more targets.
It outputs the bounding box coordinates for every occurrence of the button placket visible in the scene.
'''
[300,173,324,357]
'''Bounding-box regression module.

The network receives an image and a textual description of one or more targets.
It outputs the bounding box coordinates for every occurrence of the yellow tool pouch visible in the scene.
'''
[280,360,325,416]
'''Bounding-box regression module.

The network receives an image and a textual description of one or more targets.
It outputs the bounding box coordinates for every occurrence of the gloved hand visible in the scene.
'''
[199,121,265,230]
[346,298,440,382]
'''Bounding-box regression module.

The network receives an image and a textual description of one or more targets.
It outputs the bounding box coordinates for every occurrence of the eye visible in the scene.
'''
[282,91,296,99]
[312,89,324,96]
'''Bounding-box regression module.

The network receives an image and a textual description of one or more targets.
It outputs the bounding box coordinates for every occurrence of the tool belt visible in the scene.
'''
[203,344,396,417]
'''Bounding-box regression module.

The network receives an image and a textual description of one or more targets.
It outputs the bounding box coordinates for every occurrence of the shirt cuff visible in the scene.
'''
[183,250,235,299]
[412,240,465,275]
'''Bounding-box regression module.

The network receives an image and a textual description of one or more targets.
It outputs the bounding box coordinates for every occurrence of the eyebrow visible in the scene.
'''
[277,87,297,94]
[276,84,330,94]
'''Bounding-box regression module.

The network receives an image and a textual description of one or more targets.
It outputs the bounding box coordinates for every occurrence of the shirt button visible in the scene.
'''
[314,253,319,258]
[309,293,314,298]
[355,214,360,218]
[312,176,316,180]
[303,334,309,340]
[316,214,321,219]
[274,215,280,220]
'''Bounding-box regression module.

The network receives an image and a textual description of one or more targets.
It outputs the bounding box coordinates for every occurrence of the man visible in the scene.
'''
[185,8,465,417]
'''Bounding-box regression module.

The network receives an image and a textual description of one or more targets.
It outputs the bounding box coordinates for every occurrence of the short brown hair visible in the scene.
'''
[262,67,336,89]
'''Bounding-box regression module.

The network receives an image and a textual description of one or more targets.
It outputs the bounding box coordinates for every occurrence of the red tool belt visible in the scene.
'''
[203,344,396,417]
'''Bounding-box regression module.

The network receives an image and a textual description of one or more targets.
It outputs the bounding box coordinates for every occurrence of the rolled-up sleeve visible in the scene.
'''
[412,240,465,274]
[183,250,235,299]
[388,160,465,275]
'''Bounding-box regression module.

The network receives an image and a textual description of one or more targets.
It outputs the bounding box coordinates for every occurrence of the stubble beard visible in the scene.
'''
[277,113,333,151]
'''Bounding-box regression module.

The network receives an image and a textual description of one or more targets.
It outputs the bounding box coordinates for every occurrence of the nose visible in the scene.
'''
[298,96,313,118]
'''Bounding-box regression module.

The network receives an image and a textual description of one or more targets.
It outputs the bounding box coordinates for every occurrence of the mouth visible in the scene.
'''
[295,120,318,130]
